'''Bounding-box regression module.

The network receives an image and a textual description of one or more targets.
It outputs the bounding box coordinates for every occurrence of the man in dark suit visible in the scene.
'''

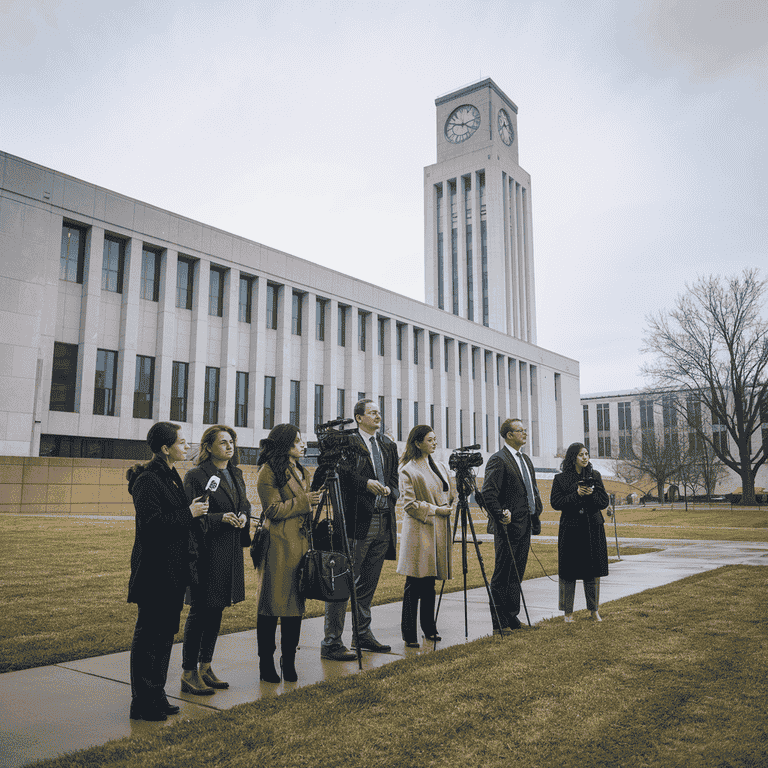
[481,418,542,632]
[320,399,400,661]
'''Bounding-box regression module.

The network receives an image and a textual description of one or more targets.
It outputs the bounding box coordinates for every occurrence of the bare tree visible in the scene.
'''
[642,270,768,505]
[615,425,683,503]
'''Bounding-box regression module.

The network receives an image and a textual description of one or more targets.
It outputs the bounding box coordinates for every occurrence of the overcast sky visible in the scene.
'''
[2,0,766,394]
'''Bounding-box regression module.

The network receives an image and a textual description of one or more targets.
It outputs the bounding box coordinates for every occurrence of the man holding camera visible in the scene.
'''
[320,399,400,661]
[481,418,542,632]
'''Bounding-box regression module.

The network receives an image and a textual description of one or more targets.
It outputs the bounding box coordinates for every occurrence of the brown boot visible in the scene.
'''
[180,669,215,695]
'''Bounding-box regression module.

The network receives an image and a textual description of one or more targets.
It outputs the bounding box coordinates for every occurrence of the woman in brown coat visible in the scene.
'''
[396,425,455,647]
[255,423,321,683]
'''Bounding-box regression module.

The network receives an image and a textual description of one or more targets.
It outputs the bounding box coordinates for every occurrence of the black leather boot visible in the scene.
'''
[257,615,280,683]
[280,616,302,683]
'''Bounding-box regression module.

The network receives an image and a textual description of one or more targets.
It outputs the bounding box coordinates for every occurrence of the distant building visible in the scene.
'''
[581,389,768,495]
[0,78,579,465]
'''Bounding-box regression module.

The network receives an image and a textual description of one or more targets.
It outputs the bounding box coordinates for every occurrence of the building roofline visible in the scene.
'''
[435,77,518,114]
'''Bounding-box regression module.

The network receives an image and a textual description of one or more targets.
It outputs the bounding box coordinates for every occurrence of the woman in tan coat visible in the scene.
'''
[255,423,321,683]
[396,425,455,647]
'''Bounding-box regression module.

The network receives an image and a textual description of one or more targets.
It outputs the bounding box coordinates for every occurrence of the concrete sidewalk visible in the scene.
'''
[1,537,766,767]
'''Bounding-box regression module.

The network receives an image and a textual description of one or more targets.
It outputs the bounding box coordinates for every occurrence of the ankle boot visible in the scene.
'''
[180,669,215,695]
[280,616,302,683]
[257,615,280,683]
[199,662,229,689]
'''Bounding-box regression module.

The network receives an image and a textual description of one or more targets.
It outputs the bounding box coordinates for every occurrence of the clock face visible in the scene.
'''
[498,108,514,146]
[445,104,481,144]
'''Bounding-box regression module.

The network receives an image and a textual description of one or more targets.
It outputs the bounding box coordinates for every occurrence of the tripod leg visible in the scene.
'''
[502,525,531,627]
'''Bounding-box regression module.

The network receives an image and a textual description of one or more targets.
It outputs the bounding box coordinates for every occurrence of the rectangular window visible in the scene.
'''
[316,298,326,341]
[266,283,279,329]
[378,317,386,356]
[583,404,590,435]
[397,398,403,441]
[396,323,404,361]
[436,184,444,310]
[292,291,303,335]
[239,275,255,323]
[358,391,365,402]
[140,247,161,302]
[338,305,347,346]
[458,343,464,376]
[413,328,419,365]
[459,409,464,446]
[170,361,189,422]
[314,384,324,429]
[235,371,249,428]
[49,342,79,412]
[450,179,459,315]
[337,388,345,418]
[358,311,367,352]
[203,366,220,424]
[133,355,155,419]
[209,267,225,317]
[712,408,728,455]
[471,347,477,380]
[93,349,118,416]
[263,376,276,430]
[430,404,435,429]
[430,333,436,369]
[464,175,473,321]
[445,407,450,449]
[618,401,633,458]
[596,403,611,458]
[177,257,195,310]
[445,338,450,373]
[479,172,489,326]
[101,235,125,293]
[414,401,419,427]
[379,396,386,434]
[290,380,301,427]
[60,222,87,284]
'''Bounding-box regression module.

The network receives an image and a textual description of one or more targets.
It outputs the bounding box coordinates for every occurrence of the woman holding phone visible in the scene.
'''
[550,442,609,622]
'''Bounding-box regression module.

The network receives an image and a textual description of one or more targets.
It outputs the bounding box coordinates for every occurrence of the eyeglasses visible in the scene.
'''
[511,428,527,434]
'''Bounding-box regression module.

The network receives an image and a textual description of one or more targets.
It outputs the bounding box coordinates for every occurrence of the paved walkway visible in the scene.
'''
[1,537,766,767]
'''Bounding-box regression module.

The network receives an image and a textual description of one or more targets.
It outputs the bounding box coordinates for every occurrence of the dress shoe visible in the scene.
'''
[161,698,180,715]
[403,638,420,648]
[423,633,441,642]
[493,626,511,636]
[129,701,167,721]
[180,669,215,695]
[199,663,229,689]
[352,636,392,653]
[591,611,602,622]
[320,645,358,661]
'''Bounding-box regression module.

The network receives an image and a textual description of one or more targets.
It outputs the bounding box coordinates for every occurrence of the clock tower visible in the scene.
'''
[424,78,536,343]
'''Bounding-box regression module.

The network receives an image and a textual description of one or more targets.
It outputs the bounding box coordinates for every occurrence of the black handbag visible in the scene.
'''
[297,497,351,602]
[249,510,269,568]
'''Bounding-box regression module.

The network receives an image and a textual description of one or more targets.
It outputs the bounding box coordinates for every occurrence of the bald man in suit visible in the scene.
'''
[481,418,542,632]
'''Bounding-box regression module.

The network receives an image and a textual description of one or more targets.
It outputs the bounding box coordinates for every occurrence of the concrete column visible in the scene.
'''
[117,237,144,435]
[249,277,267,436]
[219,267,239,426]
[155,249,177,424]
[77,226,104,433]
[188,258,211,435]
[275,284,292,425]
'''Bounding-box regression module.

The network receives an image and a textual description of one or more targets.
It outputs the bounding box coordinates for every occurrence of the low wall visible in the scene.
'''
[0,457,262,516]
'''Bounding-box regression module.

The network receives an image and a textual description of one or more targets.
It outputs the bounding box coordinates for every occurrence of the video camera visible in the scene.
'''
[314,417,365,471]
[449,444,484,474]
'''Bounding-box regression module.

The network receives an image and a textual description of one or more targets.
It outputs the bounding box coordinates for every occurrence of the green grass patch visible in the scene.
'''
[25,565,768,768]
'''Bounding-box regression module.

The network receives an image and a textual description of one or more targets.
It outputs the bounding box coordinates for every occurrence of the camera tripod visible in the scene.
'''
[313,460,364,670]
[433,466,509,645]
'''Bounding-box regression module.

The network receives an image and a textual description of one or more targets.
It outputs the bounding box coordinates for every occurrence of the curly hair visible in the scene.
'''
[257,423,303,489]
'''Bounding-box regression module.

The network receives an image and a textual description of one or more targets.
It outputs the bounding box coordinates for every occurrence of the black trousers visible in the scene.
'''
[401,576,437,641]
[182,604,225,670]
[489,521,531,630]
[130,593,184,706]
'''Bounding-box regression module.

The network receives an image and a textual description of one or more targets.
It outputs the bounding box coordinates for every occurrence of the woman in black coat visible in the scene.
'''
[550,442,609,622]
[127,422,209,721]
[181,425,251,694]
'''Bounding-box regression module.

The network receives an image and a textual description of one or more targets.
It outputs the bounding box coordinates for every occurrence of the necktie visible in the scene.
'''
[370,435,387,506]
[516,452,536,515]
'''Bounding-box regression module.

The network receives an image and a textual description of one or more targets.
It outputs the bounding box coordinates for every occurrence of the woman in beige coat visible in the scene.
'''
[255,423,321,683]
[396,425,455,647]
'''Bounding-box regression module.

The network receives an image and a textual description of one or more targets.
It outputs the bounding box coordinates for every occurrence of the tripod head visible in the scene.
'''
[449,444,485,505]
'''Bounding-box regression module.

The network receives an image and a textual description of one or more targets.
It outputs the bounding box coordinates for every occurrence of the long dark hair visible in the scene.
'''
[401,424,448,492]
[196,424,239,466]
[560,442,591,474]
[257,423,302,489]
[126,421,181,491]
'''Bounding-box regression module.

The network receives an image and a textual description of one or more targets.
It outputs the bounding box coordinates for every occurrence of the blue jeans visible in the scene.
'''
[322,512,390,649]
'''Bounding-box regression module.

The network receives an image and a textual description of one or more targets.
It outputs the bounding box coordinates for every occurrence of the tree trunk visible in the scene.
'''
[740,468,756,505]
[657,480,664,503]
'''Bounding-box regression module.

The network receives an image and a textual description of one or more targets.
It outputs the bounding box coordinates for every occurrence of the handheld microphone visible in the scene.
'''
[200,475,220,502]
